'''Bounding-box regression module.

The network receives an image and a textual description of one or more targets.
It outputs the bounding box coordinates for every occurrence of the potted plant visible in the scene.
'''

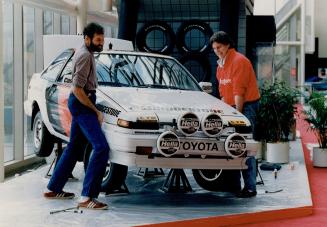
[303,92,327,167]
[255,80,299,163]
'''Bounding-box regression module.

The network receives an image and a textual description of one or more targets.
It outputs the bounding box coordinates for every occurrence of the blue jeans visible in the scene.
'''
[48,93,109,198]
[241,101,259,192]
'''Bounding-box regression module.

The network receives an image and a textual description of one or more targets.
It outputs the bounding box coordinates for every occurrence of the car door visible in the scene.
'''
[45,49,74,137]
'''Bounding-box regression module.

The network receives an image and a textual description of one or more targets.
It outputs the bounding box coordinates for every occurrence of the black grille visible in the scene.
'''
[132,121,159,130]
[233,125,252,134]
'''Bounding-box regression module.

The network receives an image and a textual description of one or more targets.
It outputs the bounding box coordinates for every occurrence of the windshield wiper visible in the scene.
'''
[98,82,130,87]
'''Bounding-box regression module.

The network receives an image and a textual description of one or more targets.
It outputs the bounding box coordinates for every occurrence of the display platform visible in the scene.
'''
[0,139,312,227]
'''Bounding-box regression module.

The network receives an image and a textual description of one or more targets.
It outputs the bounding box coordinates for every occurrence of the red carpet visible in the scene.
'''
[241,104,327,226]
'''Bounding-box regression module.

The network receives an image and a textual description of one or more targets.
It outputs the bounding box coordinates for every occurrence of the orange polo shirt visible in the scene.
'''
[216,48,260,106]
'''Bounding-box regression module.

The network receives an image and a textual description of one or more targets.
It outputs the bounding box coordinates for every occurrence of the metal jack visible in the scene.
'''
[265,169,283,194]
[50,206,83,215]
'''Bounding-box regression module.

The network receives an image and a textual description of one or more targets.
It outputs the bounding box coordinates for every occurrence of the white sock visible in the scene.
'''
[79,196,90,202]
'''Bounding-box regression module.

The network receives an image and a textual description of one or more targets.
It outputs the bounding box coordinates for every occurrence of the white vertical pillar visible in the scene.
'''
[0,0,5,182]
[103,0,113,12]
[35,8,43,72]
[13,3,24,161]
[77,0,88,34]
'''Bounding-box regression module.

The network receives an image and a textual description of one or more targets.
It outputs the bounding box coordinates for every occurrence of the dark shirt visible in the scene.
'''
[72,44,97,91]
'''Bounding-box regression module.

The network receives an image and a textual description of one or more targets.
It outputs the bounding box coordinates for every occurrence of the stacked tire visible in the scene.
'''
[136,19,213,82]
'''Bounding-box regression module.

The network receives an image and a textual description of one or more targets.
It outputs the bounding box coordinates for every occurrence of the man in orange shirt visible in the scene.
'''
[210,31,260,198]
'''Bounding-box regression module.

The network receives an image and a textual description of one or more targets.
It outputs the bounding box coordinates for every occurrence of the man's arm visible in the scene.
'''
[235,95,244,113]
[72,86,103,124]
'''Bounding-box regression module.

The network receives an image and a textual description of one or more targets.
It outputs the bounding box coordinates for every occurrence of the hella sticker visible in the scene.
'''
[157,131,180,157]
[224,133,247,158]
[177,112,200,136]
[201,113,223,137]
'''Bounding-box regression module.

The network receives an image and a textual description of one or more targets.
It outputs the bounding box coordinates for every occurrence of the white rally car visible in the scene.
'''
[24,42,257,192]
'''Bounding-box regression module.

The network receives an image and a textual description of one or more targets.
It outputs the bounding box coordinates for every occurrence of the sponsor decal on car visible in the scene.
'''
[157,131,180,157]
[179,140,220,152]
[97,104,121,117]
[129,106,222,113]
[58,86,72,136]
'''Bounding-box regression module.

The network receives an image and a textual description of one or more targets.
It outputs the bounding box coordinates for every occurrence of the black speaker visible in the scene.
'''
[246,15,276,61]
[246,16,276,44]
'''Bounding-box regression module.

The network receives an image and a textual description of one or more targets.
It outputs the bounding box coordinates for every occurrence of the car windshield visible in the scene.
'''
[95,53,201,91]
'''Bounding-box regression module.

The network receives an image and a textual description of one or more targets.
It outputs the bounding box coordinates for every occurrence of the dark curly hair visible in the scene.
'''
[83,22,104,39]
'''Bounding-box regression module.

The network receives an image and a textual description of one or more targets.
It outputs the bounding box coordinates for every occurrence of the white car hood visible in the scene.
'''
[98,87,238,116]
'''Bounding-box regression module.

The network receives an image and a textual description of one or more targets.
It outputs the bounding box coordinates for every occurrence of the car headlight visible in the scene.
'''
[228,120,252,134]
[117,115,159,130]
[117,119,131,128]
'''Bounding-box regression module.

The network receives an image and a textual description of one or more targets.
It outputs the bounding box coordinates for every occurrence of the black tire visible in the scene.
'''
[192,169,241,192]
[83,143,128,192]
[32,112,55,157]
[136,20,175,55]
[176,20,213,54]
[179,54,212,82]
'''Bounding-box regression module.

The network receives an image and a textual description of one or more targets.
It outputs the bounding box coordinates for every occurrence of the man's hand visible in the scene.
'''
[72,86,101,118]
[97,110,104,125]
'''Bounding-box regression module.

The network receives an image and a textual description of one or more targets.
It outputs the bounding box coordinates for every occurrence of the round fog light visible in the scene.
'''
[177,112,200,136]
[201,113,223,137]
[224,133,247,158]
[157,131,180,157]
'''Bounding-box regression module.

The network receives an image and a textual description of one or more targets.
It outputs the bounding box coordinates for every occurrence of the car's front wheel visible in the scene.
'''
[192,169,241,192]
[83,143,128,193]
[32,112,55,157]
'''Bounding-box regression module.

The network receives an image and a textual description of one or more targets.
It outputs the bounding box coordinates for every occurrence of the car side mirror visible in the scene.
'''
[199,82,212,94]
[63,74,72,84]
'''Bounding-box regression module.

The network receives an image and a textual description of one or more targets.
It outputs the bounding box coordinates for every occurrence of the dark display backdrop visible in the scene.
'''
[118,0,254,97]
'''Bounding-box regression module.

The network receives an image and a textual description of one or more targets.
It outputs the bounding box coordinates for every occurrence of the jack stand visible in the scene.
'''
[136,167,165,178]
[104,181,129,196]
[45,142,77,181]
[45,142,63,178]
[161,169,192,193]
[256,160,264,185]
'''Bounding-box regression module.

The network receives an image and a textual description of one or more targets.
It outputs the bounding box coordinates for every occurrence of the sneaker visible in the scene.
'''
[78,198,108,210]
[235,188,257,198]
[44,191,75,199]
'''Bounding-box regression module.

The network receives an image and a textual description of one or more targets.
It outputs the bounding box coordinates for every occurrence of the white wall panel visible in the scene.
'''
[0,0,5,182]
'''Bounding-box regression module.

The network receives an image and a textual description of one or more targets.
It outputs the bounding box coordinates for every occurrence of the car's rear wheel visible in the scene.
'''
[83,143,128,192]
[192,169,241,192]
[33,112,55,157]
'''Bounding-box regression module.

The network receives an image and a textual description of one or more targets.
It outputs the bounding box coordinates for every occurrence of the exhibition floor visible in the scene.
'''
[0,139,312,227]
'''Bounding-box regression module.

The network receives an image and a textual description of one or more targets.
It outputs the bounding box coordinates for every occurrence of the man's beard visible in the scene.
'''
[90,41,103,52]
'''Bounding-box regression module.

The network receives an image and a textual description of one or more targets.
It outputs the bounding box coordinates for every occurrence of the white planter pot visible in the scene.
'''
[266,142,290,164]
[262,141,267,160]
[255,141,263,160]
[313,147,327,167]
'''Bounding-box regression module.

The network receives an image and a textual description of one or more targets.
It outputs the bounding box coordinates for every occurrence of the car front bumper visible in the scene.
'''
[103,124,257,169]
